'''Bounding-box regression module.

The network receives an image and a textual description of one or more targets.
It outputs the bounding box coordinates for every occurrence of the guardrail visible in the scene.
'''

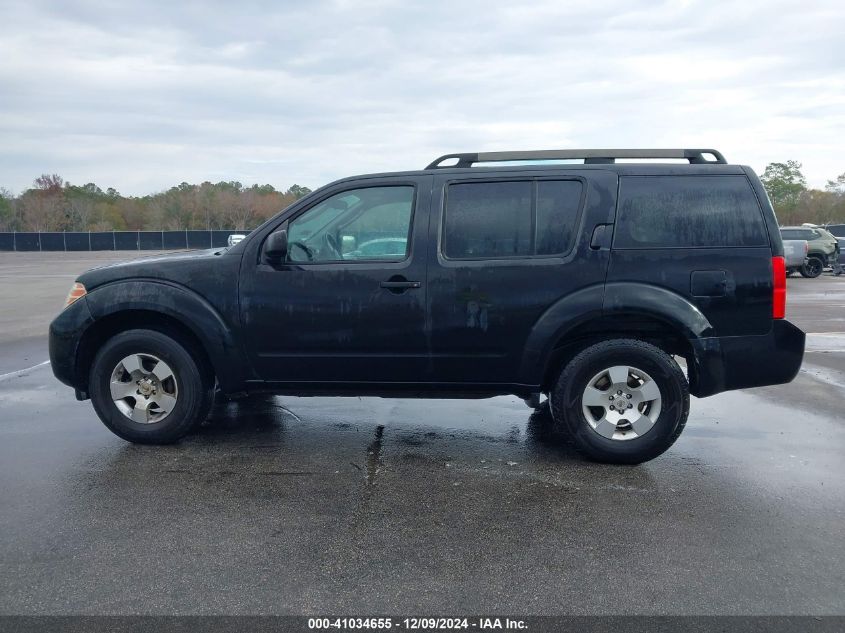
[0,230,250,251]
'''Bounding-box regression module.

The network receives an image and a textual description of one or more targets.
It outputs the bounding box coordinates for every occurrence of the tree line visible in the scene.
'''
[0,176,312,232]
[0,162,843,233]
[760,162,845,225]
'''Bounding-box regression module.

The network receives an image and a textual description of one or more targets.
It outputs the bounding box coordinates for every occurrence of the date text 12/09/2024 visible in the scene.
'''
[308,618,528,630]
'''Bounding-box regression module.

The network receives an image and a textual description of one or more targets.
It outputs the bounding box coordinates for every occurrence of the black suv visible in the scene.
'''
[49,148,805,464]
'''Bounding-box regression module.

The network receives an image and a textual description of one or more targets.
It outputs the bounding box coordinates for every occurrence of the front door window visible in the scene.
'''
[287,186,415,263]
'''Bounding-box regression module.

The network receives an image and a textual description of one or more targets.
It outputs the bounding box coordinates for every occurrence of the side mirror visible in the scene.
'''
[263,229,288,263]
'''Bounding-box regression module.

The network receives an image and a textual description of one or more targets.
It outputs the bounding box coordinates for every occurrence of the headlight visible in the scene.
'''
[64,282,87,309]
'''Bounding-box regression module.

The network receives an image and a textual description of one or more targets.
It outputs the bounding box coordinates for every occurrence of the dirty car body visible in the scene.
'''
[50,149,805,463]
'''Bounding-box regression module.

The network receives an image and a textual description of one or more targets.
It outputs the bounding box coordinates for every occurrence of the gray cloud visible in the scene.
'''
[1,0,843,194]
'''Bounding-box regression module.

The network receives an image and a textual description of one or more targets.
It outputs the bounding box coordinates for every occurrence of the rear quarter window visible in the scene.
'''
[614,176,768,249]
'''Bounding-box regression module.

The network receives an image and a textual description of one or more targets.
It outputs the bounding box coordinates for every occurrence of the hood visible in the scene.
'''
[77,248,226,290]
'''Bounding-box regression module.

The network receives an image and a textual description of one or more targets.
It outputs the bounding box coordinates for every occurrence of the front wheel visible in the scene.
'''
[89,329,214,444]
[800,256,824,278]
[550,339,689,464]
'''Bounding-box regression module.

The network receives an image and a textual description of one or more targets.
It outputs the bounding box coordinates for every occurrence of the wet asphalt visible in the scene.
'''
[0,253,844,615]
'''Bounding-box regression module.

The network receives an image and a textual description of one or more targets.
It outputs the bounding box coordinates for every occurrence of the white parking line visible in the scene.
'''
[805,332,845,352]
[0,360,51,383]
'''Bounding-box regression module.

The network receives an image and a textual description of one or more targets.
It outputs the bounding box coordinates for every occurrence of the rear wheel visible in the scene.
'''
[550,339,689,464]
[89,329,214,444]
[800,256,824,278]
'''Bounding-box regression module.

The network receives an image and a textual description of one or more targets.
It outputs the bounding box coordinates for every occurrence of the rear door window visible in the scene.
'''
[615,176,768,248]
[443,179,583,259]
[536,181,583,255]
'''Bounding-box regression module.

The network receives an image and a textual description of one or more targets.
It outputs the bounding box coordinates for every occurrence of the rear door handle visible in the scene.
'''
[590,224,613,250]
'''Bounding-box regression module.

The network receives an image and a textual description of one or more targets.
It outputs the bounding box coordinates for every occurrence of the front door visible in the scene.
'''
[240,176,430,384]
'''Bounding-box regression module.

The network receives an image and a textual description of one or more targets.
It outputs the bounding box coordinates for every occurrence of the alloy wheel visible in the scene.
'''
[109,353,178,424]
[581,365,662,441]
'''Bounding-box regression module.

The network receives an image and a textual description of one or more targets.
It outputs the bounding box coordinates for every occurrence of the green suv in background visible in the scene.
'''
[779,226,841,278]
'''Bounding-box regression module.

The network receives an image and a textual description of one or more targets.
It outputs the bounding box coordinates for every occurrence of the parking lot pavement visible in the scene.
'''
[1,253,844,615]
[0,251,172,345]
[786,271,845,334]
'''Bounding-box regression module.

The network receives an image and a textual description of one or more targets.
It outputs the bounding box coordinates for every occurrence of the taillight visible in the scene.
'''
[772,256,785,319]
[64,282,87,309]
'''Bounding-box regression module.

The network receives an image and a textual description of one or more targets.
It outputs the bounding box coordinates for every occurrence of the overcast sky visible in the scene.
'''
[1,0,843,195]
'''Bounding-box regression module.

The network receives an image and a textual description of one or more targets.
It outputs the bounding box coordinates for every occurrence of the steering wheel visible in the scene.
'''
[324,232,342,258]
[289,241,315,261]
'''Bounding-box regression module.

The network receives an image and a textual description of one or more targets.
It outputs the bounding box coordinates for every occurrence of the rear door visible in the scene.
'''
[426,169,616,384]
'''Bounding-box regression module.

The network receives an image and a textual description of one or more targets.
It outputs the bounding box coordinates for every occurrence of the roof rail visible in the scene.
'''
[425,148,727,169]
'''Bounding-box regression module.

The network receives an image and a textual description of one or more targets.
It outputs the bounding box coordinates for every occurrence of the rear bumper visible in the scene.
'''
[48,298,94,393]
[688,320,805,398]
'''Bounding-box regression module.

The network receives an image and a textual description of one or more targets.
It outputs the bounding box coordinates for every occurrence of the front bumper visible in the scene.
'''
[688,319,805,398]
[48,297,95,394]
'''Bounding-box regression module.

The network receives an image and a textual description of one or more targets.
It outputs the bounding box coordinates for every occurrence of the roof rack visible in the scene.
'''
[425,148,727,170]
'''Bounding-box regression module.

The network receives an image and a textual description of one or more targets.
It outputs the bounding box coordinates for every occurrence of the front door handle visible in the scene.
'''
[380,276,421,293]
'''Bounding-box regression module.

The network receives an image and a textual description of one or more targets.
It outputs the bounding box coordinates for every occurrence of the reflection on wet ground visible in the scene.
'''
[2,363,845,614]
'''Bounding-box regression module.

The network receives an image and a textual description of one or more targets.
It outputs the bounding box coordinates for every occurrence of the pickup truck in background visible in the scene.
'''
[780,226,840,278]
[782,238,809,276]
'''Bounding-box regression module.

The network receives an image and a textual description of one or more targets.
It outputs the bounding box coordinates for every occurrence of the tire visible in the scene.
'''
[549,339,689,464]
[800,256,824,278]
[89,328,214,444]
